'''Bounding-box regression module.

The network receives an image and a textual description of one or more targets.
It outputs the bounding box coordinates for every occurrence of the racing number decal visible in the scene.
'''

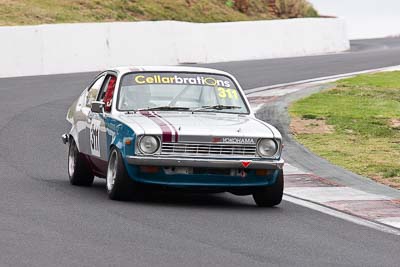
[217,87,238,99]
[90,119,101,157]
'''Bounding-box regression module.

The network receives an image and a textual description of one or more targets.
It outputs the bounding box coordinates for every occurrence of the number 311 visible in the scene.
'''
[217,87,239,99]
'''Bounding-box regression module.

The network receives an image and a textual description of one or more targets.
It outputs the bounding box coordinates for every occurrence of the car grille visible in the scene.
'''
[161,142,257,157]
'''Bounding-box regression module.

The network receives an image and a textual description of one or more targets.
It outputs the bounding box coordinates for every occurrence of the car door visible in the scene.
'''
[80,73,106,157]
[86,73,118,176]
[95,73,117,160]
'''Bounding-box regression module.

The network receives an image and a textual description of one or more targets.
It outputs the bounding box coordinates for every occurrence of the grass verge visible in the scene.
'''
[0,0,318,26]
[289,71,400,189]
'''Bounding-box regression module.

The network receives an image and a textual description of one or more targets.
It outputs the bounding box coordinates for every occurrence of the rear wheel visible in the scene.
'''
[68,139,94,186]
[106,148,137,200]
[252,170,284,207]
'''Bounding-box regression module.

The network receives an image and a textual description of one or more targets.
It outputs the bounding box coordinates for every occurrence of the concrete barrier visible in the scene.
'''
[0,18,349,78]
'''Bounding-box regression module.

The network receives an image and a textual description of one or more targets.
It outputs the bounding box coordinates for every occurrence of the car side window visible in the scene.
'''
[86,75,106,108]
[97,75,116,101]
[98,75,117,113]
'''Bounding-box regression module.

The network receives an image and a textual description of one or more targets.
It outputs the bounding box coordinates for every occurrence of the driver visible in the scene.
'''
[119,84,151,110]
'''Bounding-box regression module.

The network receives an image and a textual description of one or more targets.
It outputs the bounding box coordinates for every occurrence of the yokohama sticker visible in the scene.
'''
[222,137,256,144]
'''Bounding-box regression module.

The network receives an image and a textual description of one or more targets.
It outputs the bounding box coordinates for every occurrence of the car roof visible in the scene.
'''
[109,66,232,77]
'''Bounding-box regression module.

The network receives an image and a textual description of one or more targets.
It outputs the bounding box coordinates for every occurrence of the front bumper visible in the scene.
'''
[126,156,284,170]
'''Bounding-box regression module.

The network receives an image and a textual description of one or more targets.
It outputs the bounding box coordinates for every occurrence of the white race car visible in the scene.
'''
[63,66,284,206]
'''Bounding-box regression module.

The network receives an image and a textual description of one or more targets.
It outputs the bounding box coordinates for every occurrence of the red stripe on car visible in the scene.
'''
[139,111,173,142]
[153,113,179,142]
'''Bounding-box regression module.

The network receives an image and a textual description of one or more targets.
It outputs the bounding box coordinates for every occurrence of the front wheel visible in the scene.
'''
[252,170,284,207]
[106,148,137,200]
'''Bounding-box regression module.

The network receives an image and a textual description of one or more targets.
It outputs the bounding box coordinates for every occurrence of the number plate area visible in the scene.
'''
[163,167,249,177]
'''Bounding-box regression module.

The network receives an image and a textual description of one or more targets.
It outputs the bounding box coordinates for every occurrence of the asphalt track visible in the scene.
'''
[1,38,400,266]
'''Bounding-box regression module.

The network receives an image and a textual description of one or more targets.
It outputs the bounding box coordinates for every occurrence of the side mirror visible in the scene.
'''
[91,101,105,113]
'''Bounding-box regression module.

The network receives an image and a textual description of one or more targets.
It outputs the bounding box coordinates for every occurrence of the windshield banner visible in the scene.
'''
[131,73,233,88]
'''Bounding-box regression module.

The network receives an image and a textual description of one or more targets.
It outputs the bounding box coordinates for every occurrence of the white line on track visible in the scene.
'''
[245,65,400,95]
[285,187,392,202]
[376,217,400,229]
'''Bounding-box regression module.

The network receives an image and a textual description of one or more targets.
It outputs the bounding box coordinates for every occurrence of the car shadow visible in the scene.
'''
[41,178,283,210]
[87,179,278,210]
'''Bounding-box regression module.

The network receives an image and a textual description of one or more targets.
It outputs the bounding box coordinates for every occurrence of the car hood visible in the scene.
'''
[120,112,280,143]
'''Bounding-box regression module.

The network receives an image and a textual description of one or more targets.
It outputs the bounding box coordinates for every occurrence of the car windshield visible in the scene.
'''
[118,72,249,114]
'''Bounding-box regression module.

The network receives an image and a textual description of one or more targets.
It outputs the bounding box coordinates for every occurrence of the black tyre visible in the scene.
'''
[68,139,94,186]
[106,148,137,200]
[252,170,284,207]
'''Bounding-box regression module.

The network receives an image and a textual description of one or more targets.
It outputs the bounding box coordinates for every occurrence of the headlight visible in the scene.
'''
[138,136,160,154]
[257,139,278,157]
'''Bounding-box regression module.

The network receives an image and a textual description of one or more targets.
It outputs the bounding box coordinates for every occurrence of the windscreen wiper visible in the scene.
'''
[192,105,241,112]
[138,106,191,111]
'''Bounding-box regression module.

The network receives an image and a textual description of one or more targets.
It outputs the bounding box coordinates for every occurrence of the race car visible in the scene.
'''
[62,66,284,207]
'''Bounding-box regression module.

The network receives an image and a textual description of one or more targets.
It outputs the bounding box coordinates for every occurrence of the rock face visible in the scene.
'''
[235,0,249,13]
[268,0,279,17]
[268,0,317,18]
